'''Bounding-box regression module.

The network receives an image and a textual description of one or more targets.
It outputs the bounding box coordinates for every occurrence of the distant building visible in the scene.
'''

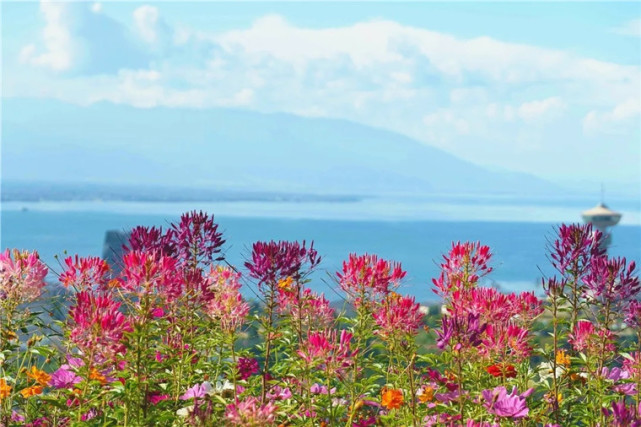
[581,202,621,251]
[102,230,131,274]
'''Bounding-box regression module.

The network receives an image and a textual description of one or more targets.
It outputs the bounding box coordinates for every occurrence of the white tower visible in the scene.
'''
[581,202,622,250]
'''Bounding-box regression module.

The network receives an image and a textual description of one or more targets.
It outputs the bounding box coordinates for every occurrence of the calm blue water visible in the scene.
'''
[2,201,640,303]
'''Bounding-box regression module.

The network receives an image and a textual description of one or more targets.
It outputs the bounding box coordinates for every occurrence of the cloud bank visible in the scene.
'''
[5,2,640,183]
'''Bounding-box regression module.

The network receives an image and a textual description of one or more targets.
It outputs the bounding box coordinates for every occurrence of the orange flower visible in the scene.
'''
[89,368,107,385]
[277,277,294,291]
[381,387,404,410]
[0,379,11,399]
[556,350,571,367]
[107,278,122,288]
[26,366,51,386]
[417,385,434,403]
[387,291,402,302]
[570,373,587,384]
[444,370,457,382]
[20,386,43,398]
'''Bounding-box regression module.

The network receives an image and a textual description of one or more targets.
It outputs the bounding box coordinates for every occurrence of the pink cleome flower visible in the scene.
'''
[480,324,531,363]
[277,286,335,330]
[373,293,423,340]
[450,287,542,327]
[0,249,48,305]
[550,223,603,277]
[297,329,357,375]
[120,250,181,301]
[337,253,405,305]
[622,352,641,379]
[204,266,249,333]
[626,301,641,329]
[225,396,277,426]
[432,241,492,298]
[436,312,486,351]
[245,240,320,288]
[170,210,225,267]
[59,255,110,291]
[127,225,175,257]
[583,256,640,309]
[568,320,615,354]
[603,400,641,427]
[68,291,132,364]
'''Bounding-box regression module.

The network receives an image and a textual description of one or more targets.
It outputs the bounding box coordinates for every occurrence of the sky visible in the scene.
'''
[2,1,640,193]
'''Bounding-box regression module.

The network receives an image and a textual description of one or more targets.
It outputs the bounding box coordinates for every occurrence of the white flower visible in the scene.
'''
[214,379,234,394]
[176,405,194,417]
[538,362,565,381]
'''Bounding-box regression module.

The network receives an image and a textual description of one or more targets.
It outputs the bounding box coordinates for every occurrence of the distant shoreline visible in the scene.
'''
[1,184,362,204]
[4,199,640,226]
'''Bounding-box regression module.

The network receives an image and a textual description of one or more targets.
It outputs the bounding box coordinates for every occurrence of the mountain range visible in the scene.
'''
[2,98,559,197]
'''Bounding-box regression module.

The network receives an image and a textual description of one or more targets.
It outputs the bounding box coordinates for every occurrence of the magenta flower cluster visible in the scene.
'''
[245,240,320,286]
[1,218,639,426]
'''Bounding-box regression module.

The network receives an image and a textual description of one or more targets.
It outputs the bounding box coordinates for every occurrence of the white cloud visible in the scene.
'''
[390,71,412,84]
[217,16,638,88]
[450,87,487,104]
[19,44,36,64]
[133,5,160,44]
[20,1,75,71]
[231,88,254,106]
[583,98,641,135]
[19,2,149,74]
[9,9,641,181]
[518,97,566,122]
[612,19,641,37]
[486,103,517,122]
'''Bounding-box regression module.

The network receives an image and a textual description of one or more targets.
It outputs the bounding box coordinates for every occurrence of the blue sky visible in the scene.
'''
[2,1,640,191]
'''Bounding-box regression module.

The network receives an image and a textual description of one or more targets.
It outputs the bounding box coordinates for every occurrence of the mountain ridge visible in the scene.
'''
[2,97,560,196]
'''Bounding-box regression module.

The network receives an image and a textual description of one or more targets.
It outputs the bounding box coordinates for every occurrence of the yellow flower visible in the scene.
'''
[381,387,404,410]
[277,277,294,291]
[2,330,18,341]
[89,368,107,385]
[556,350,571,367]
[20,386,43,398]
[545,391,563,405]
[349,399,364,414]
[0,379,11,400]
[26,366,51,386]
[417,385,434,403]
[107,278,122,289]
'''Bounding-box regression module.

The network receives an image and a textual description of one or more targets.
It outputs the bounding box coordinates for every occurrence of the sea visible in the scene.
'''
[2,195,640,303]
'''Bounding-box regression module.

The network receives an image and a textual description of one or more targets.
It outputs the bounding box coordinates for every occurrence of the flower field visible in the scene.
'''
[0,211,639,426]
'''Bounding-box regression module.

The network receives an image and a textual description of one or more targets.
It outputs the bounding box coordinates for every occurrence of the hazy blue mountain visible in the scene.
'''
[2,98,558,196]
